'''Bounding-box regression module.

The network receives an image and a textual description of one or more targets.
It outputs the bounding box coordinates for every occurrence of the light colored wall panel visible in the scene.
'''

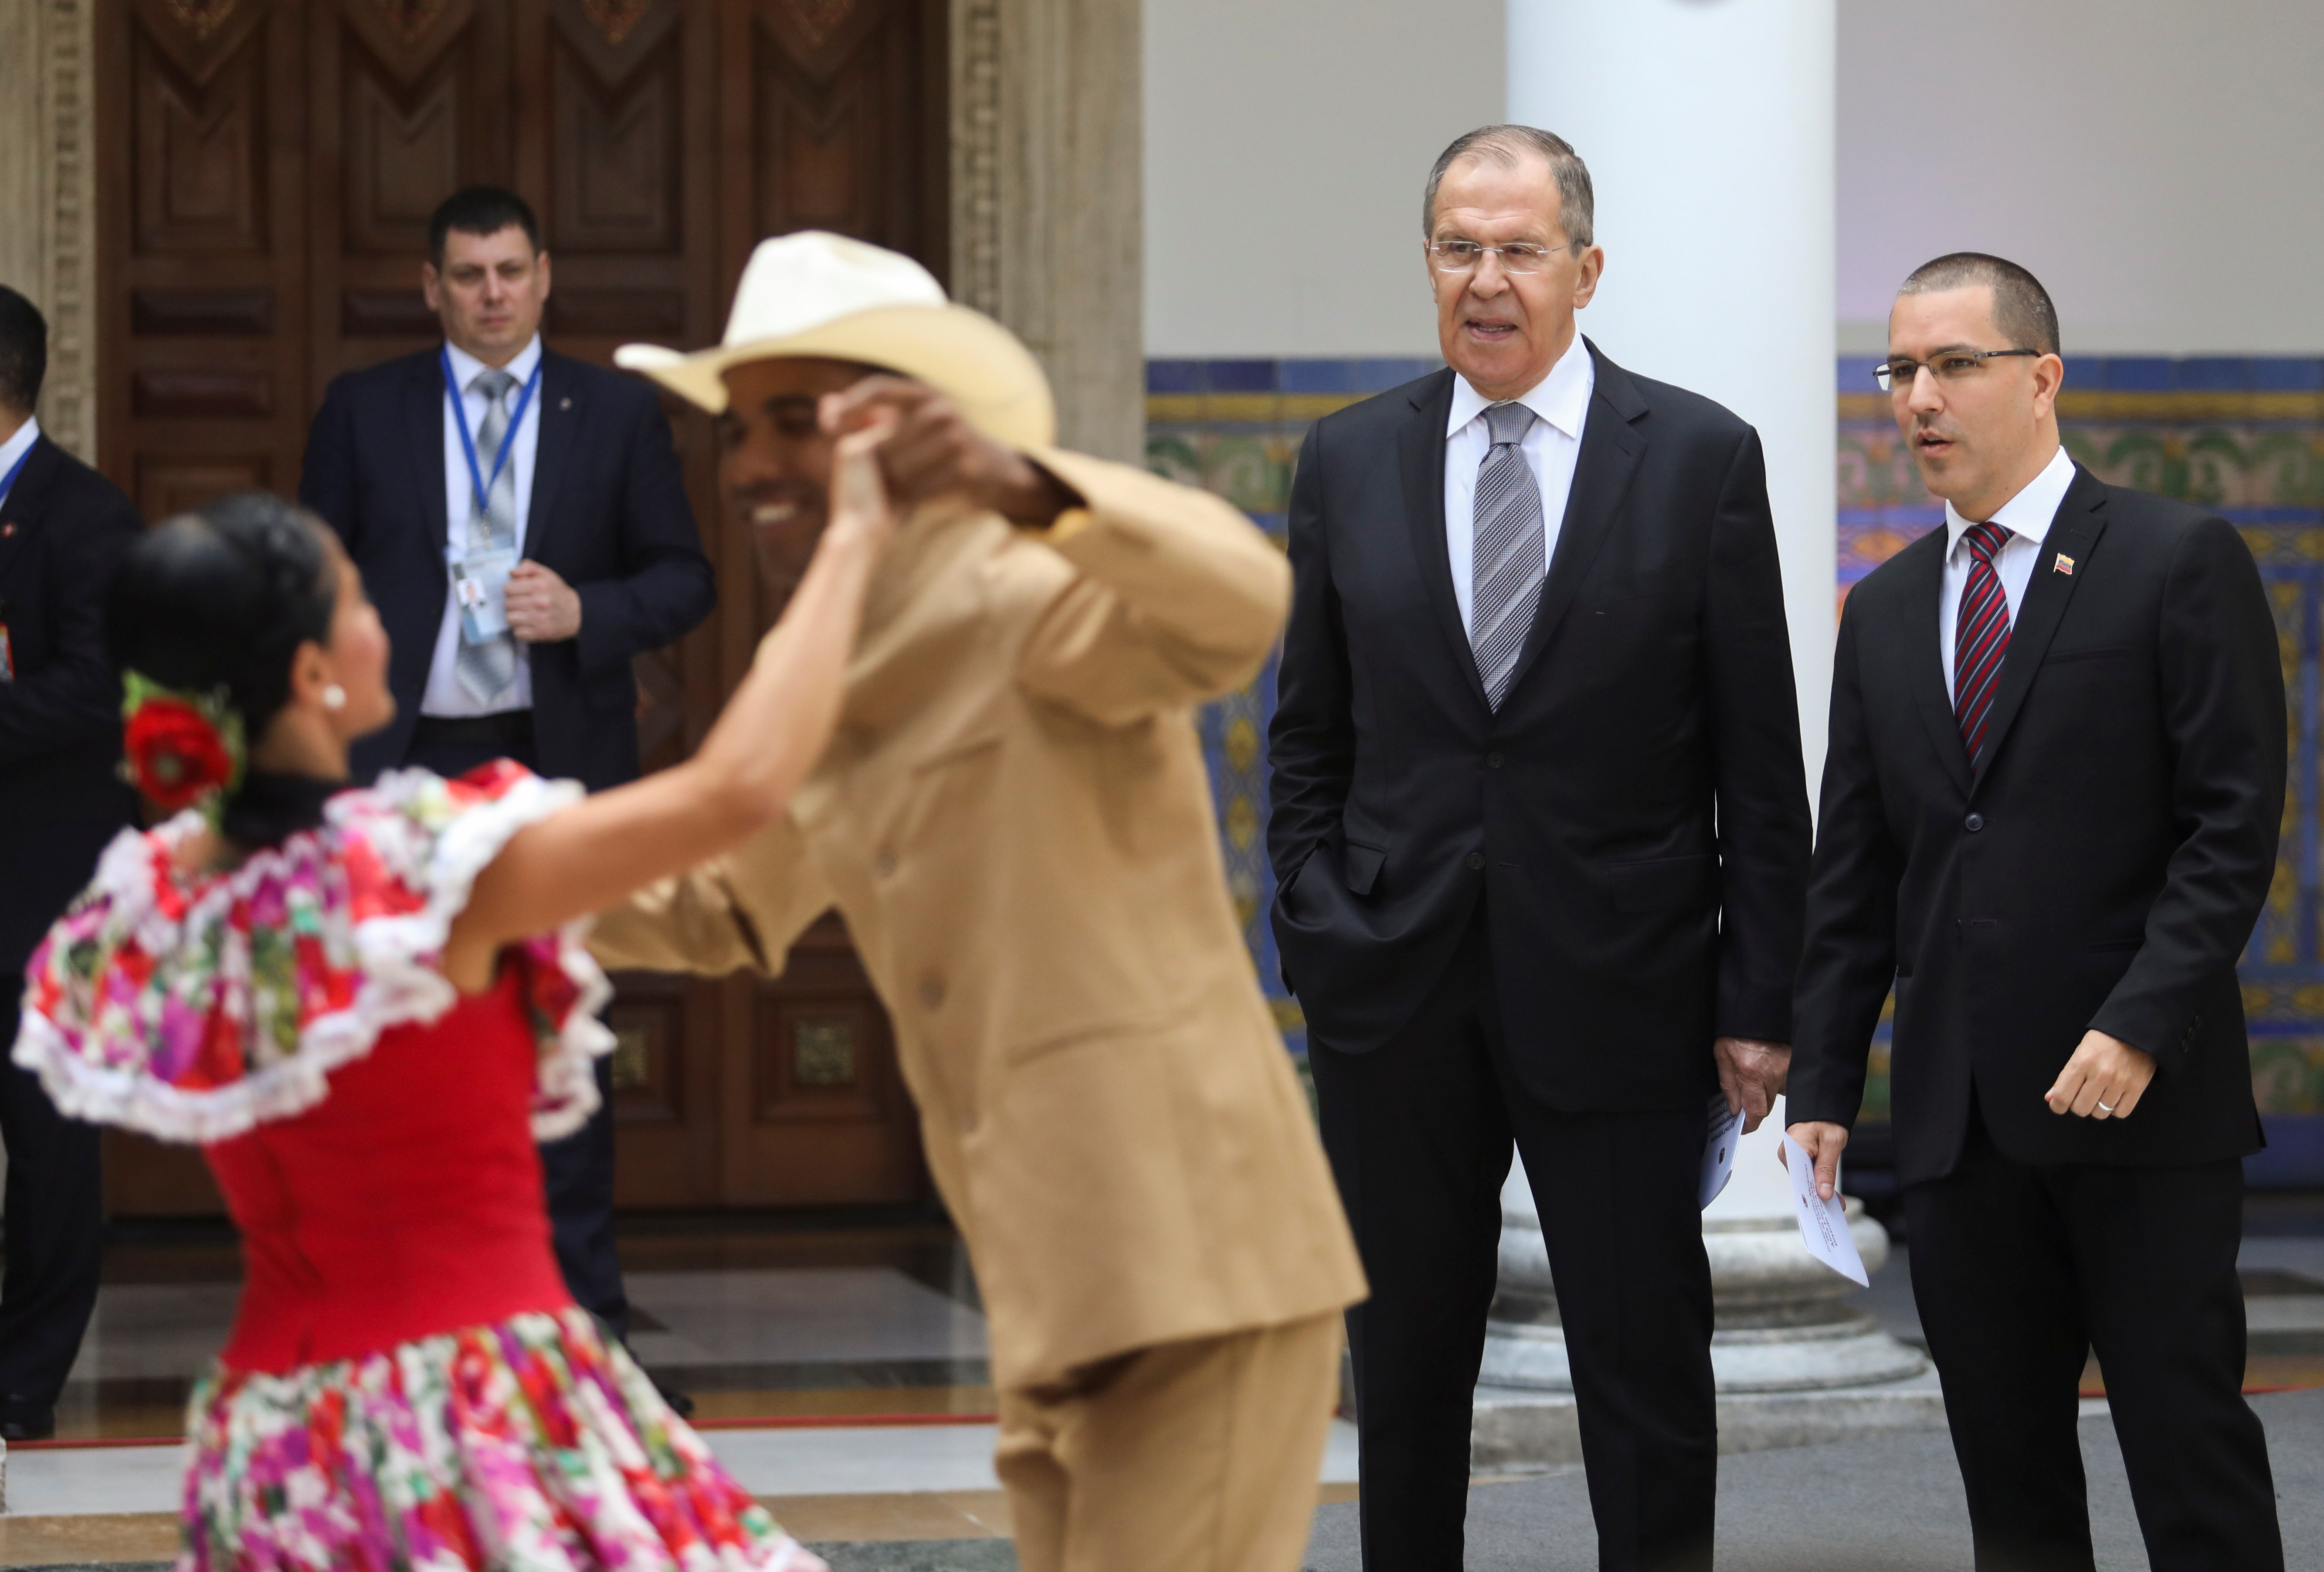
[1143,0,1502,357]
[1839,0,2324,353]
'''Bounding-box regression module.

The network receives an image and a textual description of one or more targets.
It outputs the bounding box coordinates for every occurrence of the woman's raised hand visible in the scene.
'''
[821,409,899,553]
[446,399,899,991]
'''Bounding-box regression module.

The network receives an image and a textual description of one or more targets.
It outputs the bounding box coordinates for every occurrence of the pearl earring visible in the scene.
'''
[322,684,347,711]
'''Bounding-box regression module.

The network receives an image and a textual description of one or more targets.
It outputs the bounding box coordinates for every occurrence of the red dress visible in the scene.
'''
[205,972,575,1374]
[17,764,824,1572]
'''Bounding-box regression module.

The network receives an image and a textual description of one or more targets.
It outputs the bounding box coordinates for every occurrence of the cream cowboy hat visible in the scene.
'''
[614,231,1056,448]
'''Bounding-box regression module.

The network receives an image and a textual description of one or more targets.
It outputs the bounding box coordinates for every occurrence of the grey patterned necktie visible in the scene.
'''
[454,365,521,706]
[1471,401,1546,709]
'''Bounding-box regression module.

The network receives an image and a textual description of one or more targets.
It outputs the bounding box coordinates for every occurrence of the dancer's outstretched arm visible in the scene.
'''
[441,417,893,991]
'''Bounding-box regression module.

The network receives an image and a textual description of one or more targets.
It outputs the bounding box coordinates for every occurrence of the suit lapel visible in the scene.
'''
[1397,370,1486,707]
[0,437,58,585]
[1500,340,1645,702]
[409,354,451,575]
[1969,466,2108,794]
[526,351,578,559]
[1896,527,1972,796]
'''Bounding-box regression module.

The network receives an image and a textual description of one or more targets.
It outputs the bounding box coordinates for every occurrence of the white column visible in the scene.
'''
[1509,0,1835,793]
[1508,0,1834,1210]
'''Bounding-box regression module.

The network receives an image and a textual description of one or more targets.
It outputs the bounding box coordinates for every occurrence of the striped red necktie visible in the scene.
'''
[1953,521,2013,767]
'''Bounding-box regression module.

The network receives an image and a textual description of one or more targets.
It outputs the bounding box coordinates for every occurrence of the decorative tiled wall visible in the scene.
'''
[1149,358,1443,1053]
[1157,355,2324,1182]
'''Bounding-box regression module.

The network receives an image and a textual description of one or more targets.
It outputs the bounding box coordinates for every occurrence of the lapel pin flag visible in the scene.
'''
[2054,554,2076,575]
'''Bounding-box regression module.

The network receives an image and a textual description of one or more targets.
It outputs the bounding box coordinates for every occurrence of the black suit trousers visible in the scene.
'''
[1310,904,1717,1572]
[404,727,629,1340]
[0,1042,102,1406]
[1905,1106,2280,1572]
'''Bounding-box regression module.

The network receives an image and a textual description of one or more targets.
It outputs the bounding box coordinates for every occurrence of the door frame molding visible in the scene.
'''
[1,0,101,462]
[950,0,1141,463]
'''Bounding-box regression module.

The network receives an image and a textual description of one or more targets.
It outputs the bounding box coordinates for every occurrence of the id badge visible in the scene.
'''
[452,547,517,644]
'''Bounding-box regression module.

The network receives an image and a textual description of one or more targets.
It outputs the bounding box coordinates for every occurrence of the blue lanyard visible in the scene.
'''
[0,441,32,516]
[441,347,542,523]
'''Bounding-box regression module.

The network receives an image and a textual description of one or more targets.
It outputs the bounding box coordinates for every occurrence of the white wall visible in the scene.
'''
[1838,0,2324,354]
[1142,0,1502,357]
[1146,0,2324,358]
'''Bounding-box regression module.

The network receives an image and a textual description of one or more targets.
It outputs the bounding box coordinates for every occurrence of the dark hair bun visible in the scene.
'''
[107,492,339,742]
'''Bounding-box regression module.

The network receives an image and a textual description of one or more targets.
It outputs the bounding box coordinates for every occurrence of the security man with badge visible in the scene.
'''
[0,285,144,1440]
[298,186,715,1355]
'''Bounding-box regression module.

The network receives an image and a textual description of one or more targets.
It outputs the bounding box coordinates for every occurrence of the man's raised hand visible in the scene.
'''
[819,376,1076,528]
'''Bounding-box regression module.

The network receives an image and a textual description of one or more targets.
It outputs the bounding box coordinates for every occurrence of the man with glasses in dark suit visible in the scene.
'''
[1268,125,1812,1572]
[1790,253,2285,1571]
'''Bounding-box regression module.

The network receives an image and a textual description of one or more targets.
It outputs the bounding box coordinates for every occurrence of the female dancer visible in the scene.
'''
[15,416,894,1569]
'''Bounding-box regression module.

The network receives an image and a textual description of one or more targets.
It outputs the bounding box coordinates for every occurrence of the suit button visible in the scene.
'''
[1466,852,1486,871]
[1964,813,1985,832]
[918,974,946,1008]
[1486,751,1505,769]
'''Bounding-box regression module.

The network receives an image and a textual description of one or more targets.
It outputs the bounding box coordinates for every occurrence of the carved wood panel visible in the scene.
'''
[97,0,943,1215]
[104,0,309,528]
[724,916,924,1206]
[723,0,946,290]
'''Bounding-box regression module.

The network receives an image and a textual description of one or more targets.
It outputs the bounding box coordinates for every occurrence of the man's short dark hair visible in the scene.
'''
[0,287,47,416]
[1423,125,1594,248]
[1899,252,2060,356]
[427,186,542,266]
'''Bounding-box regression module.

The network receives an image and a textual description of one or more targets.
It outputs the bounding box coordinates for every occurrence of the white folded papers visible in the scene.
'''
[1783,1131,1869,1287]
[1700,1093,1741,1209]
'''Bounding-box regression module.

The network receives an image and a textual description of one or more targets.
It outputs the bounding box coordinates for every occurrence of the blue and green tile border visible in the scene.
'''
[1160,354,2324,1185]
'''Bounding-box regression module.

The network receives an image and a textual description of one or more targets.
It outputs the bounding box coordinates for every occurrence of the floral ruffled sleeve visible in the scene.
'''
[15,761,614,1144]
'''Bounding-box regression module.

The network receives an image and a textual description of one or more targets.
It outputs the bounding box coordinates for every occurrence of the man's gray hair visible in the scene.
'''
[1898,252,2061,356]
[1422,125,1594,247]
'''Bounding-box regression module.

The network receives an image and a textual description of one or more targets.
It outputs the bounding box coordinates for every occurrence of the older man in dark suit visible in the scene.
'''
[1268,126,1811,1572]
[299,186,714,1349]
[0,287,144,1440]
[1790,254,2285,1572]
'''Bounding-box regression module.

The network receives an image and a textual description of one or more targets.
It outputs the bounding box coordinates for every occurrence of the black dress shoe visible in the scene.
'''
[0,1395,55,1442]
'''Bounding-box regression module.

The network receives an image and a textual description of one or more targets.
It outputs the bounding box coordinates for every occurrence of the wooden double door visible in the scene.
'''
[96,0,946,1214]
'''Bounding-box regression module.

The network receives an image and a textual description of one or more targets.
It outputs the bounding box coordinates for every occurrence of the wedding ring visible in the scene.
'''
[2096,1099,2116,1114]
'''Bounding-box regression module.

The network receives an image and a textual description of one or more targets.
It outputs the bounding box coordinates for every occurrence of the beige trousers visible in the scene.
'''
[993,1311,1344,1572]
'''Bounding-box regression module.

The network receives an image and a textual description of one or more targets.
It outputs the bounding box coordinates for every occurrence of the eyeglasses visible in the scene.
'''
[1874,348,2041,393]
[1427,240,1575,276]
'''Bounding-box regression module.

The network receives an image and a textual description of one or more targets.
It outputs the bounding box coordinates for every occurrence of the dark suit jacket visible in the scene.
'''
[1267,343,1812,1110]
[0,435,143,972]
[299,347,715,792]
[1788,468,2284,1182]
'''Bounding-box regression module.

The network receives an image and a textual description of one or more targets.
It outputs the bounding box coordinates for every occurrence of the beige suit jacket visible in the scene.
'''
[589,448,1366,1390]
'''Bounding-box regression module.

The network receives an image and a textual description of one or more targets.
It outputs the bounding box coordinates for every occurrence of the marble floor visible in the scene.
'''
[0,1213,1355,1565]
[50,1215,998,1440]
[3,1206,2317,1567]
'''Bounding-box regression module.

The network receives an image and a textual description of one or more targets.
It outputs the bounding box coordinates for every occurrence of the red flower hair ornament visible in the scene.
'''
[121,671,246,821]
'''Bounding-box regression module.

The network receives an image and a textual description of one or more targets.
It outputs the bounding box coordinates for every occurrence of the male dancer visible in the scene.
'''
[589,231,1365,1572]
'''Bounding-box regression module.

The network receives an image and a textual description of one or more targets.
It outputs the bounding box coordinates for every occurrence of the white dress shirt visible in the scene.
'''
[1937,444,2077,698]
[422,335,543,718]
[1445,337,1594,635]
[0,415,40,511]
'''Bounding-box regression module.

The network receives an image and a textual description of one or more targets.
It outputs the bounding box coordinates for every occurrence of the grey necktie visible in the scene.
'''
[454,366,521,706]
[1471,401,1546,709]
